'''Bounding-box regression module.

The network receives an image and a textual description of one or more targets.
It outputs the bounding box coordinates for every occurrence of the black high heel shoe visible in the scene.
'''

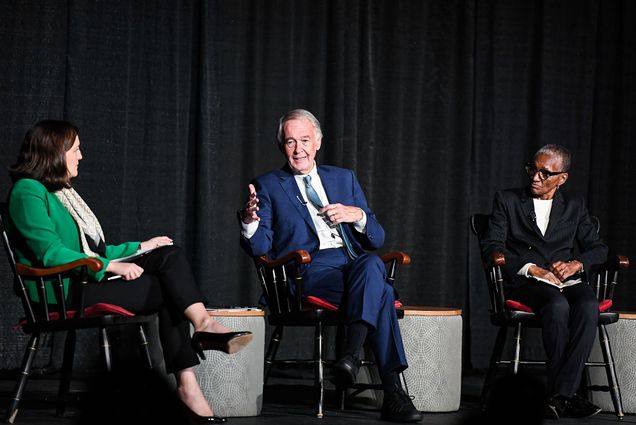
[191,331,253,359]
[178,399,227,424]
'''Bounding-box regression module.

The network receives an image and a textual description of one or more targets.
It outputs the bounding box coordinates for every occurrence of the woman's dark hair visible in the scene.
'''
[9,120,78,191]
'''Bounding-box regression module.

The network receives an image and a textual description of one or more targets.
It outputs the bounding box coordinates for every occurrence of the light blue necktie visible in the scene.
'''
[303,175,358,259]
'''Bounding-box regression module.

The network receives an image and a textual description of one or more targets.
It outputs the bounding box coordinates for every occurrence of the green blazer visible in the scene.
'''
[7,178,140,302]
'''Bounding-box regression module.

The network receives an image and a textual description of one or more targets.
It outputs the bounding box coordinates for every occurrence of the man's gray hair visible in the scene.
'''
[535,144,571,172]
[276,109,323,146]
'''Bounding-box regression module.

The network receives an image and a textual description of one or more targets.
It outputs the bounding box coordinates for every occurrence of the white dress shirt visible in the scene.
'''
[518,199,553,277]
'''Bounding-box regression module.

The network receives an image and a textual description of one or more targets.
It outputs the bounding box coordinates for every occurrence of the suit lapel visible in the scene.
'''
[277,166,319,237]
[317,166,341,204]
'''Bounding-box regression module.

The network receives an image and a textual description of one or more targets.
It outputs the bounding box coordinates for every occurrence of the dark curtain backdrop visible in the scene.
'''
[1,0,635,371]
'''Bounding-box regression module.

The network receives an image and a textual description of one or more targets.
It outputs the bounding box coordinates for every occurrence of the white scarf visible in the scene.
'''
[55,188,105,257]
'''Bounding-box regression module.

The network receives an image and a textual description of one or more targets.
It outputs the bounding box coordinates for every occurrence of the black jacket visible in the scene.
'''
[480,187,608,289]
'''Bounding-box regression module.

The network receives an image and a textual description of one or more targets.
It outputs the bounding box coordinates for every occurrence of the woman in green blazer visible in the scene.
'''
[7,120,249,423]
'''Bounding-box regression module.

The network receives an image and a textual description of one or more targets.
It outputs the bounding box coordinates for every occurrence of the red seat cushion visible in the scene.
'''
[304,296,339,311]
[83,302,135,317]
[598,299,613,312]
[505,299,533,313]
[303,296,405,312]
[16,302,135,327]
[505,299,613,313]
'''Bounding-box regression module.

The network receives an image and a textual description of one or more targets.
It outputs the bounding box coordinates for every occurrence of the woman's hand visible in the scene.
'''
[550,260,583,282]
[528,265,562,286]
[106,261,144,281]
[140,236,173,251]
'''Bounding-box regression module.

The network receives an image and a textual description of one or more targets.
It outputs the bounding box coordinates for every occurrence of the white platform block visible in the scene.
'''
[399,306,463,412]
[588,312,636,414]
[194,308,265,417]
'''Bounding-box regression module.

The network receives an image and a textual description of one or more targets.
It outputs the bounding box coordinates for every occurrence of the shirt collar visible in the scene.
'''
[294,162,319,181]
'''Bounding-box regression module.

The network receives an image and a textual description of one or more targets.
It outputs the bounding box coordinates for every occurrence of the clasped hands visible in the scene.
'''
[529,260,583,287]
[105,236,173,281]
[240,183,363,225]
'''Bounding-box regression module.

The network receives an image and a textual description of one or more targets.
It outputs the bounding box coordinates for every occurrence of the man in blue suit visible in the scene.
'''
[239,109,422,423]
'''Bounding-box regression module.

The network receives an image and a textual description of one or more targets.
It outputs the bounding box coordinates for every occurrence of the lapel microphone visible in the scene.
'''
[529,211,536,222]
[296,195,308,205]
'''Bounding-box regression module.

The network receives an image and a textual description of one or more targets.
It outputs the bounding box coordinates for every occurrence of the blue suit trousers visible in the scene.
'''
[297,248,408,374]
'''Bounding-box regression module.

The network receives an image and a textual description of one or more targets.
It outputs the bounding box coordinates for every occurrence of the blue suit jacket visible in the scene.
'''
[240,165,385,260]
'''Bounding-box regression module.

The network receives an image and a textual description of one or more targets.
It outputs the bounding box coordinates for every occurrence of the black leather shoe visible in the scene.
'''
[567,394,602,418]
[546,395,568,420]
[380,385,423,423]
[333,354,361,386]
[192,331,253,359]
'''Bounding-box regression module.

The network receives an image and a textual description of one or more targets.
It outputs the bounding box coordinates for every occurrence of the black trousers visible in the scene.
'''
[82,245,204,373]
[508,281,599,397]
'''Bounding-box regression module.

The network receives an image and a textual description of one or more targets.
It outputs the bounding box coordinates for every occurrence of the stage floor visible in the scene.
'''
[0,369,632,425]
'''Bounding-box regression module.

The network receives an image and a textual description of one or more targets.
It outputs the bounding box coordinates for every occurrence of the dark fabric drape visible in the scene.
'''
[1,0,635,371]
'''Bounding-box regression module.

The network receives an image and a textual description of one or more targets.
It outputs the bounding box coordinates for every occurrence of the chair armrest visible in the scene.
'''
[380,251,411,265]
[595,255,630,273]
[15,258,103,278]
[488,251,506,267]
[256,250,312,268]
[615,255,630,270]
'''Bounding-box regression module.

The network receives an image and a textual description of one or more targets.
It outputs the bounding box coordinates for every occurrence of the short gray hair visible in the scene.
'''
[276,109,323,146]
[534,144,571,172]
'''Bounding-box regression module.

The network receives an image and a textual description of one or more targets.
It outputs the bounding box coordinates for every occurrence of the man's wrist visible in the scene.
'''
[237,208,250,224]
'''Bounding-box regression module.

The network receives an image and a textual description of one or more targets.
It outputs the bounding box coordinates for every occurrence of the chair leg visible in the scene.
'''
[315,321,325,419]
[512,322,523,374]
[137,324,153,369]
[480,326,508,408]
[264,326,283,384]
[100,327,113,372]
[56,330,77,417]
[335,324,346,410]
[5,334,40,424]
[598,324,624,419]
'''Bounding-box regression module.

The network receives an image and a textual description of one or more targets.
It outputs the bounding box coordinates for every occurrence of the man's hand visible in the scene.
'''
[528,265,563,286]
[241,184,260,224]
[319,203,363,225]
[550,260,582,282]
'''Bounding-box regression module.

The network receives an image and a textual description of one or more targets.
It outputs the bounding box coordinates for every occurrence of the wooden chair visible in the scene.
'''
[470,213,629,419]
[252,249,410,418]
[0,204,155,423]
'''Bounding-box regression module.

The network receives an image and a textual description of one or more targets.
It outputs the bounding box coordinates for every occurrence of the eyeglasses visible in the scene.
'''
[524,163,566,181]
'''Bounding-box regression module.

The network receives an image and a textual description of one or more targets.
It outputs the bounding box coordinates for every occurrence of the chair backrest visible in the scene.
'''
[0,202,38,323]
[253,250,312,317]
[0,203,21,289]
[470,214,506,315]
[0,202,100,328]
